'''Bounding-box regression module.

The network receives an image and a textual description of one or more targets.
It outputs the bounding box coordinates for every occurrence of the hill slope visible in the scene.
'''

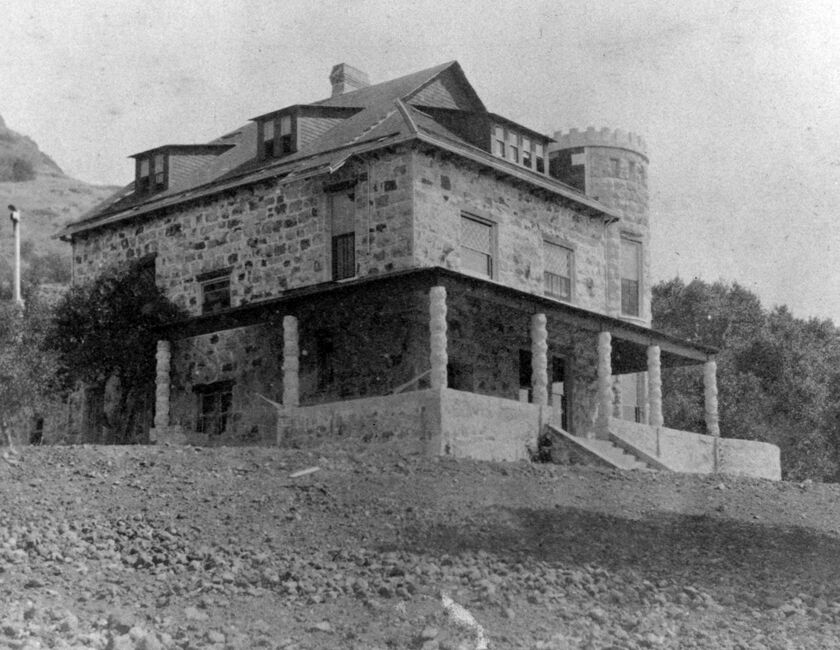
[1,443,839,649]
[0,115,119,289]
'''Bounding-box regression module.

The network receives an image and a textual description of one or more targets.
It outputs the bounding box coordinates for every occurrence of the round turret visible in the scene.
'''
[548,127,651,323]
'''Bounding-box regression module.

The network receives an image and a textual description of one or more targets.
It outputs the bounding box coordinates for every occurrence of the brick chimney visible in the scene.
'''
[329,63,370,97]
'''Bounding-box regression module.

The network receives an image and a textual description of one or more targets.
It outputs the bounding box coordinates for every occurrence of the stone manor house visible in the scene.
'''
[60,61,779,479]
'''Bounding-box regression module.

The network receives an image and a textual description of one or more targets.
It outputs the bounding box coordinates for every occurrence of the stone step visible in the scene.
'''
[559,433,650,471]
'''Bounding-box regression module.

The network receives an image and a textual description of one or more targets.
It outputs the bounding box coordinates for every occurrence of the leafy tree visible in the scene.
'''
[45,259,188,443]
[0,298,60,446]
[653,277,840,481]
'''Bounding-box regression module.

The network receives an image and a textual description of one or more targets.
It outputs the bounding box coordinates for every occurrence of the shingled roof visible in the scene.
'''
[60,61,617,239]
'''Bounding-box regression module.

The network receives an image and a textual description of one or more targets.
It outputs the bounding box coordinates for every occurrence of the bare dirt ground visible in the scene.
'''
[2,443,840,649]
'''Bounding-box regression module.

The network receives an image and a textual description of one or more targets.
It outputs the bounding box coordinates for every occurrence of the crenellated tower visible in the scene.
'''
[548,127,651,324]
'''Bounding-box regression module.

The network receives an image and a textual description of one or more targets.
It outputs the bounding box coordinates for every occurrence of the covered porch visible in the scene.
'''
[150,267,780,479]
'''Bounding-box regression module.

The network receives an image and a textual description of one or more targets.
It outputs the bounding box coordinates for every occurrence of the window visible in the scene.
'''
[621,238,642,317]
[261,114,294,160]
[195,382,233,436]
[153,153,166,190]
[535,143,545,174]
[279,115,293,155]
[460,214,494,278]
[199,270,231,314]
[544,241,573,301]
[522,137,532,169]
[330,190,355,280]
[508,131,519,163]
[493,125,505,158]
[262,119,275,158]
[138,158,150,194]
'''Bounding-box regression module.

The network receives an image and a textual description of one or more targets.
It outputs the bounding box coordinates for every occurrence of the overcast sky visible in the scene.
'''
[3,1,839,324]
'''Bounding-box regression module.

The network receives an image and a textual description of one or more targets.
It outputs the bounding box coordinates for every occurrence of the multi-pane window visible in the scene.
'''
[138,158,150,194]
[491,124,547,175]
[621,238,642,317]
[330,190,356,280]
[521,137,532,168]
[262,115,294,160]
[196,382,233,436]
[544,241,573,301]
[262,119,275,159]
[460,214,494,278]
[200,272,231,314]
[153,153,166,191]
[493,125,506,158]
[534,143,545,174]
[508,131,519,163]
[278,115,293,155]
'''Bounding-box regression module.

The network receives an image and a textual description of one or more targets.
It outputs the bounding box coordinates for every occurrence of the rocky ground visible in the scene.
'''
[2,443,840,649]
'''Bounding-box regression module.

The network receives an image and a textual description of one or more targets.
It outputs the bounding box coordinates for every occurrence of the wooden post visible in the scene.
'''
[429,286,448,390]
[530,313,548,406]
[647,345,663,427]
[283,316,300,407]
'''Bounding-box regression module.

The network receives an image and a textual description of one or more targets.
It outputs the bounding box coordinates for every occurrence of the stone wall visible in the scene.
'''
[169,323,281,446]
[444,285,600,437]
[412,150,611,315]
[438,389,542,461]
[72,150,416,314]
[609,418,781,480]
[279,389,440,454]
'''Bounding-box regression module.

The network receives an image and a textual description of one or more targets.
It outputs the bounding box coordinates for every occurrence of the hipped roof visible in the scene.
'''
[60,61,618,239]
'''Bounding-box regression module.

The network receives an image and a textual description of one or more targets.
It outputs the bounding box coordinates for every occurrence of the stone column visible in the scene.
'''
[612,376,623,418]
[154,340,171,430]
[647,345,663,427]
[530,313,548,406]
[596,331,612,437]
[704,358,720,437]
[429,286,448,390]
[282,316,300,407]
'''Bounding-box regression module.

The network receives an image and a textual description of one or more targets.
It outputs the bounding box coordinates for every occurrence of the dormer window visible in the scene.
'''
[153,153,166,191]
[138,158,150,194]
[490,120,549,176]
[259,113,295,160]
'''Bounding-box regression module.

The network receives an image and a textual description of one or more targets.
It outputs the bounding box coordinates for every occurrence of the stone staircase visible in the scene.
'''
[544,425,654,471]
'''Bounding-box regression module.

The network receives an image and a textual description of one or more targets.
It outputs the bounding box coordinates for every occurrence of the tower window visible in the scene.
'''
[620,237,642,317]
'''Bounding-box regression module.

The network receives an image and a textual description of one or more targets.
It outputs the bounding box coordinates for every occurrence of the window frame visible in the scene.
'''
[459,212,497,280]
[137,158,151,194]
[260,113,296,160]
[328,186,357,281]
[153,153,166,191]
[197,268,232,315]
[490,123,547,175]
[543,238,575,303]
[620,235,643,318]
[194,380,234,437]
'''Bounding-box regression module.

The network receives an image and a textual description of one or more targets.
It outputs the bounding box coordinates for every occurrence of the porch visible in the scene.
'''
[150,267,780,480]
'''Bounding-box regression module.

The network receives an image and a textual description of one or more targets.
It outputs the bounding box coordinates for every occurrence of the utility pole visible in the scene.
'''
[8,205,22,307]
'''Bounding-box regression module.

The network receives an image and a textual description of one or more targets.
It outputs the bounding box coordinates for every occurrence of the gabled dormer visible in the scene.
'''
[131,144,234,196]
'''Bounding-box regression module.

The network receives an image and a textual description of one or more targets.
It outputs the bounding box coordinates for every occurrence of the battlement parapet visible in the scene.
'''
[551,127,648,158]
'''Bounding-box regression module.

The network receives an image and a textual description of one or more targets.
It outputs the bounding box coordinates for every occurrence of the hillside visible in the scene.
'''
[2,443,840,649]
[0,114,119,290]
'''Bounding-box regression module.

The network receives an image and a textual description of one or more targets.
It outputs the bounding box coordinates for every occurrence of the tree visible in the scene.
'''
[0,298,60,447]
[45,259,188,443]
[653,277,840,481]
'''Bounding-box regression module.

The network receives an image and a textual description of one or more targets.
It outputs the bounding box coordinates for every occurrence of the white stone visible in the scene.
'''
[429,286,448,390]
[647,345,663,427]
[704,359,720,437]
[154,340,171,429]
[283,316,300,407]
[596,331,612,437]
[530,313,548,406]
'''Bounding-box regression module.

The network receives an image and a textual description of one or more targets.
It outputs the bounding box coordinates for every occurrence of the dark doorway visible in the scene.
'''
[551,356,570,432]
